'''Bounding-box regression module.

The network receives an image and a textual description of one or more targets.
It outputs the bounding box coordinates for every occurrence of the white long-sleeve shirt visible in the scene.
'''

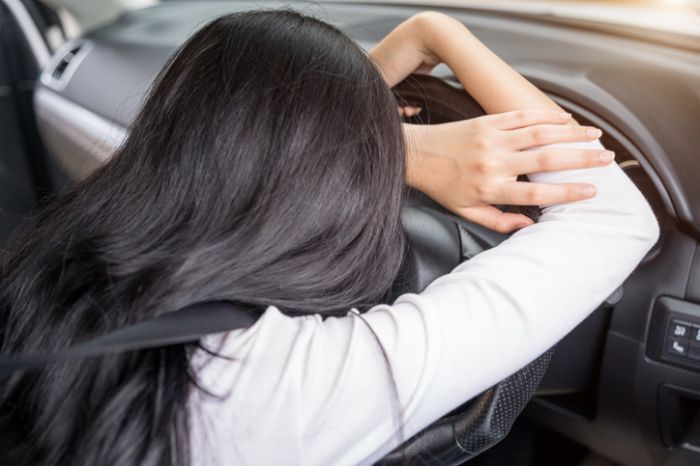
[189,140,659,465]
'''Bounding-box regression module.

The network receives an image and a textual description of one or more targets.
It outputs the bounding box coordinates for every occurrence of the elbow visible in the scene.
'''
[410,11,450,25]
[409,11,468,34]
[625,193,661,257]
[598,162,661,256]
[579,177,661,262]
[639,202,661,251]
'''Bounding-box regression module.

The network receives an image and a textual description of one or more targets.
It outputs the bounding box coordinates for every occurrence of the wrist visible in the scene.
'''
[403,123,437,193]
[403,123,423,189]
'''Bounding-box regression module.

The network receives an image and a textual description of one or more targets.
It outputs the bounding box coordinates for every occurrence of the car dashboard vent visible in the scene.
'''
[41,40,90,91]
[51,44,82,80]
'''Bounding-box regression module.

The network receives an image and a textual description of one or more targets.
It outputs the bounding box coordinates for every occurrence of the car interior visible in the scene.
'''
[2,0,700,465]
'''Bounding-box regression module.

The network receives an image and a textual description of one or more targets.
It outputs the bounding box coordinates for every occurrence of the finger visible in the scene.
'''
[480,109,573,130]
[398,106,423,117]
[404,106,422,117]
[457,205,534,234]
[507,125,603,150]
[509,148,615,175]
[492,181,597,206]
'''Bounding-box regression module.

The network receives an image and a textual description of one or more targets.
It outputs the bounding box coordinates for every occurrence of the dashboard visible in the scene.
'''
[32,1,700,465]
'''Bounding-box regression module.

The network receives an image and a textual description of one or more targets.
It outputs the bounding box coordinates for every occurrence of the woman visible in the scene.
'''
[0,9,657,466]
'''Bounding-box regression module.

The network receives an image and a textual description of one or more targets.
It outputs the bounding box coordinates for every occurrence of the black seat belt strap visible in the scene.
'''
[0,301,257,377]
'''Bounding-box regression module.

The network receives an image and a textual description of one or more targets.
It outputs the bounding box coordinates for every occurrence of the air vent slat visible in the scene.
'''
[46,42,86,85]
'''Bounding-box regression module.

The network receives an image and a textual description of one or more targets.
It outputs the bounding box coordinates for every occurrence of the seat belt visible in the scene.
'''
[0,301,258,377]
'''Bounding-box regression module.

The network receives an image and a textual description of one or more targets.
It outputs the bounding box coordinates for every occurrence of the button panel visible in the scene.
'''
[663,316,700,367]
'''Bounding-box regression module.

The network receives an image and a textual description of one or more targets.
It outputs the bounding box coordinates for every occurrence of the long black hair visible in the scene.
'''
[0,10,406,466]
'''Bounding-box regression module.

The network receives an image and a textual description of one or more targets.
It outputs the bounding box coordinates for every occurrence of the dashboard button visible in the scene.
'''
[670,321,691,339]
[667,338,688,357]
[692,327,700,343]
[689,343,700,361]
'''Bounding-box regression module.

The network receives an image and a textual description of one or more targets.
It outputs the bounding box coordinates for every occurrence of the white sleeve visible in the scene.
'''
[192,141,659,466]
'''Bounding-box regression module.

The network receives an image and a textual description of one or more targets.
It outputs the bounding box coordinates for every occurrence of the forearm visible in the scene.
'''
[287,141,659,464]
[423,13,561,115]
[373,12,566,117]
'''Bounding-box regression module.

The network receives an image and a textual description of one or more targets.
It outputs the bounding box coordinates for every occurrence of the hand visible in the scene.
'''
[405,110,615,233]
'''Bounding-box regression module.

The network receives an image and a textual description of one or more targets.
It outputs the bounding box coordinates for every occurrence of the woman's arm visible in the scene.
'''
[316,15,657,460]
[371,12,563,114]
[196,155,659,464]
[373,13,613,231]
[191,15,660,465]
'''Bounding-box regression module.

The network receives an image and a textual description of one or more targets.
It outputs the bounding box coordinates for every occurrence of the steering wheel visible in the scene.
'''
[377,75,555,465]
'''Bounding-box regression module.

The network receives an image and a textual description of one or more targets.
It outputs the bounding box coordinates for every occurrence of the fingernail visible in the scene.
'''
[559,112,572,119]
[599,151,615,163]
[516,222,532,229]
[582,186,597,198]
[586,128,603,138]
